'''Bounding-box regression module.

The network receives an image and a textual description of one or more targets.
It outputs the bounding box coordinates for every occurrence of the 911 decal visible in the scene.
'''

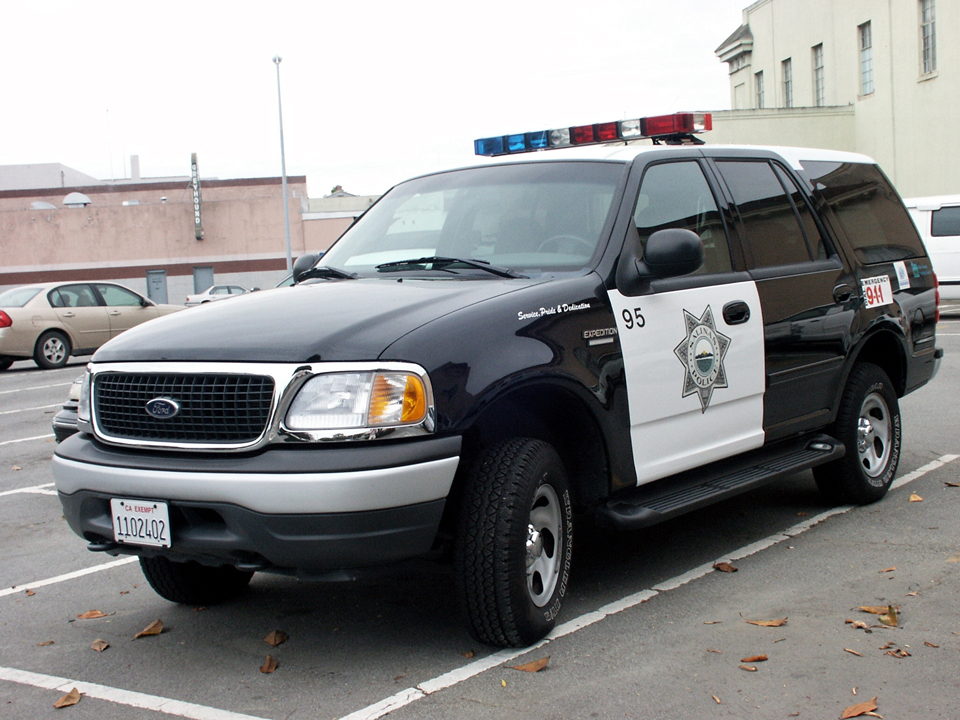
[861,275,892,308]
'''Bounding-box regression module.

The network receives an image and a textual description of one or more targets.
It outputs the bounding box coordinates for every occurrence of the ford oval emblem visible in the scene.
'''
[145,397,181,419]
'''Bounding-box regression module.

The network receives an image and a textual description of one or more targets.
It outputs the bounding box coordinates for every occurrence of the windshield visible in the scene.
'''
[0,287,42,307]
[320,161,625,277]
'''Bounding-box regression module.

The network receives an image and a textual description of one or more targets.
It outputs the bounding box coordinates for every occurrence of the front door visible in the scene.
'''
[608,159,766,486]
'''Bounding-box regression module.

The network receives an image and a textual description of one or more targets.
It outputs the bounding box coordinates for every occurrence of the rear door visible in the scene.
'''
[608,157,766,486]
[48,284,111,351]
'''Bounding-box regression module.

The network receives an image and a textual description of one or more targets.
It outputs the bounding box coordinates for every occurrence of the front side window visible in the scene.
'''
[716,160,821,268]
[321,162,624,276]
[859,22,874,95]
[755,71,765,108]
[95,284,141,307]
[633,161,732,275]
[812,44,825,106]
[782,58,793,108]
[920,0,937,74]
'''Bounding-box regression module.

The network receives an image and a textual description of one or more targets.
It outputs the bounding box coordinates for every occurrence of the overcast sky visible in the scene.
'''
[1,1,748,197]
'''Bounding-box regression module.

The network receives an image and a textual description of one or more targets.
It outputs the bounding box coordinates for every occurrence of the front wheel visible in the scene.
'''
[456,438,573,647]
[814,363,901,505]
[139,557,253,605]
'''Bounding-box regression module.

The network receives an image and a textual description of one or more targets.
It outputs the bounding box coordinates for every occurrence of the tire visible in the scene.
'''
[34,331,71,369]
[0,360,12,371]
[814,363,901,505]
[455,438,573,647]
[139,557,253,605]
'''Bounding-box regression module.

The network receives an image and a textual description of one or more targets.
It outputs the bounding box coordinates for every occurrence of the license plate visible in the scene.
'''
[110,498,171,548]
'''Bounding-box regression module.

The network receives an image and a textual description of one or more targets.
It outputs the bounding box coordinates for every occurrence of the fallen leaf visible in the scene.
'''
[260,655,278,673]
[879,642,894,650]
[944,481,960,488]
[77,610,109,619]
[37,641,54,647]
[12,466,21,471]
[462,650,475,658]
[859,606,894,615]
[879,567,896,573]
[712,695,721,704]
[25,589,35,597]
[878,606,898,627]
[707,648,722,654]
[90,639,109,652]
[738,664,758,672]
[741,654,768,663]
[846,619,869,630]
[885,648,910,658]
[53,688,82,709]
[264,630,288,647]
[703,620,722,625]
[924,641,939,648]
[501,679,507,688]
[713,561,738,573]
[133,619,164,639]
[745,617,788,627]
[842,696,878,718]
[511,656,549,673]
[796,511,808,516]
[120,591,130,595]
[844,648,864,657]
[906,591,919,597]
[909,493,923,502]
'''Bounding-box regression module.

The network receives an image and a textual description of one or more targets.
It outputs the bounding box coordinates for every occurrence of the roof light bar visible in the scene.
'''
[474,112,712,157]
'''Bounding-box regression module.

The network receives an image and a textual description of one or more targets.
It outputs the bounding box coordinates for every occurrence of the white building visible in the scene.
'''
[713,0,955,197]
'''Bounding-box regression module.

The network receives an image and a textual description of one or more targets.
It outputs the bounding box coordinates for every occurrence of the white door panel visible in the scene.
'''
[609,281,765,486]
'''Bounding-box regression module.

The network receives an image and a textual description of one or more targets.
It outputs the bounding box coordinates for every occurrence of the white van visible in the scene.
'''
[905,195,960,301]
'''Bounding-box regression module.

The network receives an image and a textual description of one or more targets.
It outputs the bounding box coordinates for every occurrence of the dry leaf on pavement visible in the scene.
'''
[877,607,898,627]
[924,641,939,648]
[841,696,878,718]
[37,641,54,647]
[844,648,864,657]
[745,617,788,627]
[741,654,768,663]
[511,656,549,673]
[260,655,278,673]
[859,605,894,615]
[909,493,923,502]
[77,610,110,620]
[713,562,738,573]
[133,619,164,639]
[944,481,960,488]
[264,630,288,647]
[712,695,721,704]
[90,639,110,652]
[54,688,82,709]
[879,567,896,573]
[738,664,758,672]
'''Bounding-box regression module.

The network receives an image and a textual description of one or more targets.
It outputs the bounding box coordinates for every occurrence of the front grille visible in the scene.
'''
[94,373,275,444]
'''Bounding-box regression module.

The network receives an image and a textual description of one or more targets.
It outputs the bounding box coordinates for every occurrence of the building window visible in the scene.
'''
[730,53,749,73]
[859,22,874,95]
[782,58,793,108]
[812,44,825,106]
[756,71,765,108]
[920,0,937,74]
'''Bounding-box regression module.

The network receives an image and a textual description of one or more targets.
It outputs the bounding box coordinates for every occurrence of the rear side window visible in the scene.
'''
[931,207,960,237]
[715,160,823,268]
[800,161,925,263]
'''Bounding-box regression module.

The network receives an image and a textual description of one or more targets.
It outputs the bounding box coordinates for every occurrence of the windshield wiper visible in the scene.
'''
[296,265,358,282]
[375,256,527,279]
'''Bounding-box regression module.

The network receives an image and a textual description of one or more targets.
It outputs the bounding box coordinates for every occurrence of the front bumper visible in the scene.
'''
[53,434,461,573]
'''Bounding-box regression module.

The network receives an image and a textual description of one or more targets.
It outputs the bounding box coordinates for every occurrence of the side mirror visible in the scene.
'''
[251,287,261,292]
[616,227,704,296]
[292,253,320,283]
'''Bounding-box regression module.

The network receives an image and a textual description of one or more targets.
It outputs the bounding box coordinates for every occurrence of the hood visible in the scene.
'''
[93,278,540,363]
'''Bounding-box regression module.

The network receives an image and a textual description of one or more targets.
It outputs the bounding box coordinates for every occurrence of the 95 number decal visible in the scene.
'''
[861,275,892,309]
[621,307,645,330]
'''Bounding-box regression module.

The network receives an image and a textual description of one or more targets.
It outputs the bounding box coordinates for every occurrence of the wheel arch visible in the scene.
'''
[847,325,908,396]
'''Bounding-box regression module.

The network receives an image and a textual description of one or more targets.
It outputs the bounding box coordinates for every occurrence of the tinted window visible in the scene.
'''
[96,284,142,307]
[772,164,828,260]
[931,207,960,237]
[800,160,925,263]
[716,160,813,267]
[634,161,732,274]
[50,284,99,308]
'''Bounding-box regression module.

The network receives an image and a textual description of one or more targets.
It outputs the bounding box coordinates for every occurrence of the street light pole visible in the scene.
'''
[273,55,293,274]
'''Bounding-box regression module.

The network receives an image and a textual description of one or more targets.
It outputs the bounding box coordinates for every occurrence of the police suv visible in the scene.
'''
[53,113,943,648]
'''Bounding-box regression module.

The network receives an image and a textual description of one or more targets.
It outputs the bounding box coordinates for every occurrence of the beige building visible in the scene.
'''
[713,0,955,197]
[1,161,377,304]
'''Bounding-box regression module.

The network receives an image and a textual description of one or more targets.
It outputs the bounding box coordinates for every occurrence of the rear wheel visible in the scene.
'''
[0,359,12,371]
[34,331,71,369]
[456,438,573,647]
[814,363,901,504]
[139,557,253,605]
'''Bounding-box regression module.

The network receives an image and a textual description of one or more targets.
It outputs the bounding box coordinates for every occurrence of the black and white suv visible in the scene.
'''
[54,112,942,648]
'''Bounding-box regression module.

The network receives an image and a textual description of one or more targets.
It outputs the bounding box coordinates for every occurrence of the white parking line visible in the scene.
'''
[0,433,55,447]
[0,403,61,415]
[0,666,270,720]
[338,453,960,720]
[0,482,56,497]
[0,381,72,396]
[0,557,138,598]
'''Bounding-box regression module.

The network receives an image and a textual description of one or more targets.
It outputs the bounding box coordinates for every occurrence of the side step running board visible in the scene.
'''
[596,434,844,531]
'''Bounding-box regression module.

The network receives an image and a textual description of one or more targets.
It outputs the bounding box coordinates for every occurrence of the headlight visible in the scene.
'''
[77,370,92,422]
[285,371,429,430]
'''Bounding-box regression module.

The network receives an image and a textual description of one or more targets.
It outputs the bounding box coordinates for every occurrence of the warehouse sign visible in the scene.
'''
[191,153,203,240]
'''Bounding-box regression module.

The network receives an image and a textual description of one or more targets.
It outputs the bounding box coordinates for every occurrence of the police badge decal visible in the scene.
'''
[673,305,731,413]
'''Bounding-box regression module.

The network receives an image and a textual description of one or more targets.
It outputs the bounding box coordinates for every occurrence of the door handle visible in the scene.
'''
[109,311,122,316]
[833,284,854,303]
[722,301,750,325]
[62,311,76,318]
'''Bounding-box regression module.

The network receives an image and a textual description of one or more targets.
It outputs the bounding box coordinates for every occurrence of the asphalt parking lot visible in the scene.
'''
[1,321,959,720]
